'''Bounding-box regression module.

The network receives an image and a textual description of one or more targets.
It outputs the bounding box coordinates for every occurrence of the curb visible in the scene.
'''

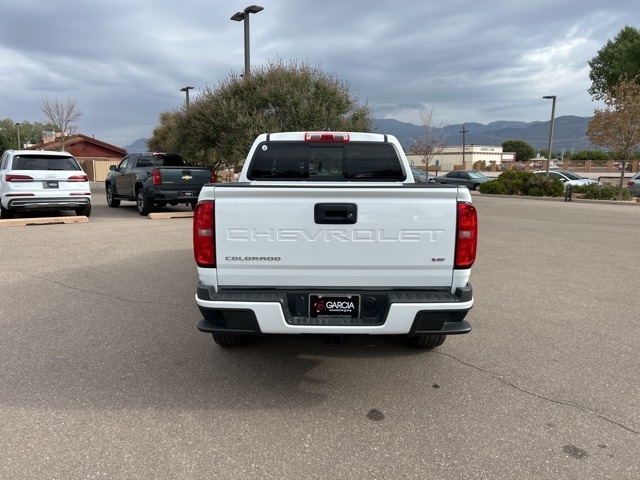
[148,212,194,220]
[0,216,89,227]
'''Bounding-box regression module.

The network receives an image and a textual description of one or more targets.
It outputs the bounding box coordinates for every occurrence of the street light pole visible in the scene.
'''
[543,95,557,177]
[460,124,469,167]
[231,5,263,79]
[180,86,194,112]
[15,123,21,149]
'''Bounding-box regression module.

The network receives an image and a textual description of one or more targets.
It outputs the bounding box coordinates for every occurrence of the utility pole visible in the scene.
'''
[460,124,469,167]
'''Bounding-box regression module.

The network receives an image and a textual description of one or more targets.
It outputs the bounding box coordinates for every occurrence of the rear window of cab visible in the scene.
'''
[247,142,405,181]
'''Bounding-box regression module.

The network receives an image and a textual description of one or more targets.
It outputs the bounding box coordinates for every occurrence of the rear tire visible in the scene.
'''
[212,332,245,347]
[0,203,15,219]
[75,204,92,217]
[136,188,152,216]
[405,335,446,349]
[106,184,120,207]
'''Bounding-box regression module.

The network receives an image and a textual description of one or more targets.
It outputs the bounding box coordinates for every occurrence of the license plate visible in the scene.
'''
[309,294,360,318]
[182,191,193,197]
[43,181,59,189]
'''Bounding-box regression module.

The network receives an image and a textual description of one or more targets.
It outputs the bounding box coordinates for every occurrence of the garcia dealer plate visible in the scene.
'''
[309,294,360,319]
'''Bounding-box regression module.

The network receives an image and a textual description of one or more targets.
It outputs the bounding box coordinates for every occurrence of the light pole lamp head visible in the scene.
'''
[542,95,556,100]
[180,86,194,92]
[245,5,263,14]
[231,5,263,21]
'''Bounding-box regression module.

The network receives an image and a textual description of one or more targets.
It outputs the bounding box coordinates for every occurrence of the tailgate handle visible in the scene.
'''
[314,203,357,224]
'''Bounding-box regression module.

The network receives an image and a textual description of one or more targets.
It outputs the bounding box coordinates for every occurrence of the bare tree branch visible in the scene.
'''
[409,108,447,170]
[40,98,83,151]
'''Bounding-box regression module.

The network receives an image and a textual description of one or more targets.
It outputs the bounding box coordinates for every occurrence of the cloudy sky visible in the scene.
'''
[1,1,638,148]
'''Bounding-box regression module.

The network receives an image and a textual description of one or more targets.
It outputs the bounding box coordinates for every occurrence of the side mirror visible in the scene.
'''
[109,165,117,171]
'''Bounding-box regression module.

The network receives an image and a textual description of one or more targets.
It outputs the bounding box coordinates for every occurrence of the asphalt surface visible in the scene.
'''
[0,186,639,479]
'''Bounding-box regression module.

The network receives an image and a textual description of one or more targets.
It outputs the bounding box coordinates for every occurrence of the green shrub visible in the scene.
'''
[524,175,564,197]
[572,183,632,200]
[479,179,508,194]
[486,170,563,196]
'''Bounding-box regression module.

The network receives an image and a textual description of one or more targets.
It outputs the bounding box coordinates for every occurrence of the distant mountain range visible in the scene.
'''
[124,115,594,154]
[123,138,149,153]
[372,116,594,153]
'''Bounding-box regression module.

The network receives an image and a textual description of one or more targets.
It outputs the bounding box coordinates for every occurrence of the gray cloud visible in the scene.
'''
[1,0,637,147]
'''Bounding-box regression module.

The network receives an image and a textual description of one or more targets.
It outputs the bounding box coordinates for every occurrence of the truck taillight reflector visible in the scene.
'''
[455,202,478,269]
[211,170,217,183]
[304,132,350,142]
[153,169,161,186]
[193,201,215,267]
[5,174,33,182]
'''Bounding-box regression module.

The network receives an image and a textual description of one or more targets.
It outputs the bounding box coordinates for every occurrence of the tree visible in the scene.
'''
[148,59,373,168]
[587,75,640,198]
[0,119,55,150]
[409,108,447,170]
[40,98,83,151]
[588,26,640,101]
[501,139,535,163]
[571,149,612,160]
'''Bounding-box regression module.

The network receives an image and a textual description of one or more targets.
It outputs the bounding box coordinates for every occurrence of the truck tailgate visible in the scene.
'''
[159,167,211,190]
[213,185,460,289]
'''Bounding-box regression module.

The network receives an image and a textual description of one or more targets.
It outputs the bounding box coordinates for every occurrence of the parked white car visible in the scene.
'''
[534,170,600,189]
[0,150,91,219]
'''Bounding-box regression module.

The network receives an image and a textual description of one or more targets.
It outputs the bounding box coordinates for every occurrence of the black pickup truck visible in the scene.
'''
[105,152,215,215]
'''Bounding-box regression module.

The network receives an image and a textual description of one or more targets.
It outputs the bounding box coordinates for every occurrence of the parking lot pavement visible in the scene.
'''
[0,194,638,479]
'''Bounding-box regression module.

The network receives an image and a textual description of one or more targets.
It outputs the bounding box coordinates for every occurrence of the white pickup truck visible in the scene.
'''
[193,131,478,348]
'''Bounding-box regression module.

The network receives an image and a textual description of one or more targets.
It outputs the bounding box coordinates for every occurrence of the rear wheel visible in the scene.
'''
[106,184,120,207]
[75,204,91,217]
[212,332,245,347]
[136,188,152,216]
[473,183,481,191]
[0,202,15,219]
[405,335,446,349]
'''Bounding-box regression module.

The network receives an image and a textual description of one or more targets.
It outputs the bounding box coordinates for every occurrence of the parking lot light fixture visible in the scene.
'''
[543,95,557,177]
[230,5,263,79]
[180,86,194,112]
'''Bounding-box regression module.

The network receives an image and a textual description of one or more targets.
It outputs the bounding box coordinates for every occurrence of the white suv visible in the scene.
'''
[0,150,92,219]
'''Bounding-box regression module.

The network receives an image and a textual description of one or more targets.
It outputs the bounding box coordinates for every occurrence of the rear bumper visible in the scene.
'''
[195,284,473,336]
[5,197,91,210]
[150,187,198,202]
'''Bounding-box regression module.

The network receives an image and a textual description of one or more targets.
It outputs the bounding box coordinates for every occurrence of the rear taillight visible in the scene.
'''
[193,201,215,267]
[153,169,161,186]
[5,174,33,182]
[455,202,478,269]
[628,181,635,186]
[67,174,89,182]
[211,170,217,183]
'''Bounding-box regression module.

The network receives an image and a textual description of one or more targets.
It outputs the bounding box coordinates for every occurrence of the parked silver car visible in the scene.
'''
[627,172,640,196]
[410,166,435,184]
[434,170,492,191]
